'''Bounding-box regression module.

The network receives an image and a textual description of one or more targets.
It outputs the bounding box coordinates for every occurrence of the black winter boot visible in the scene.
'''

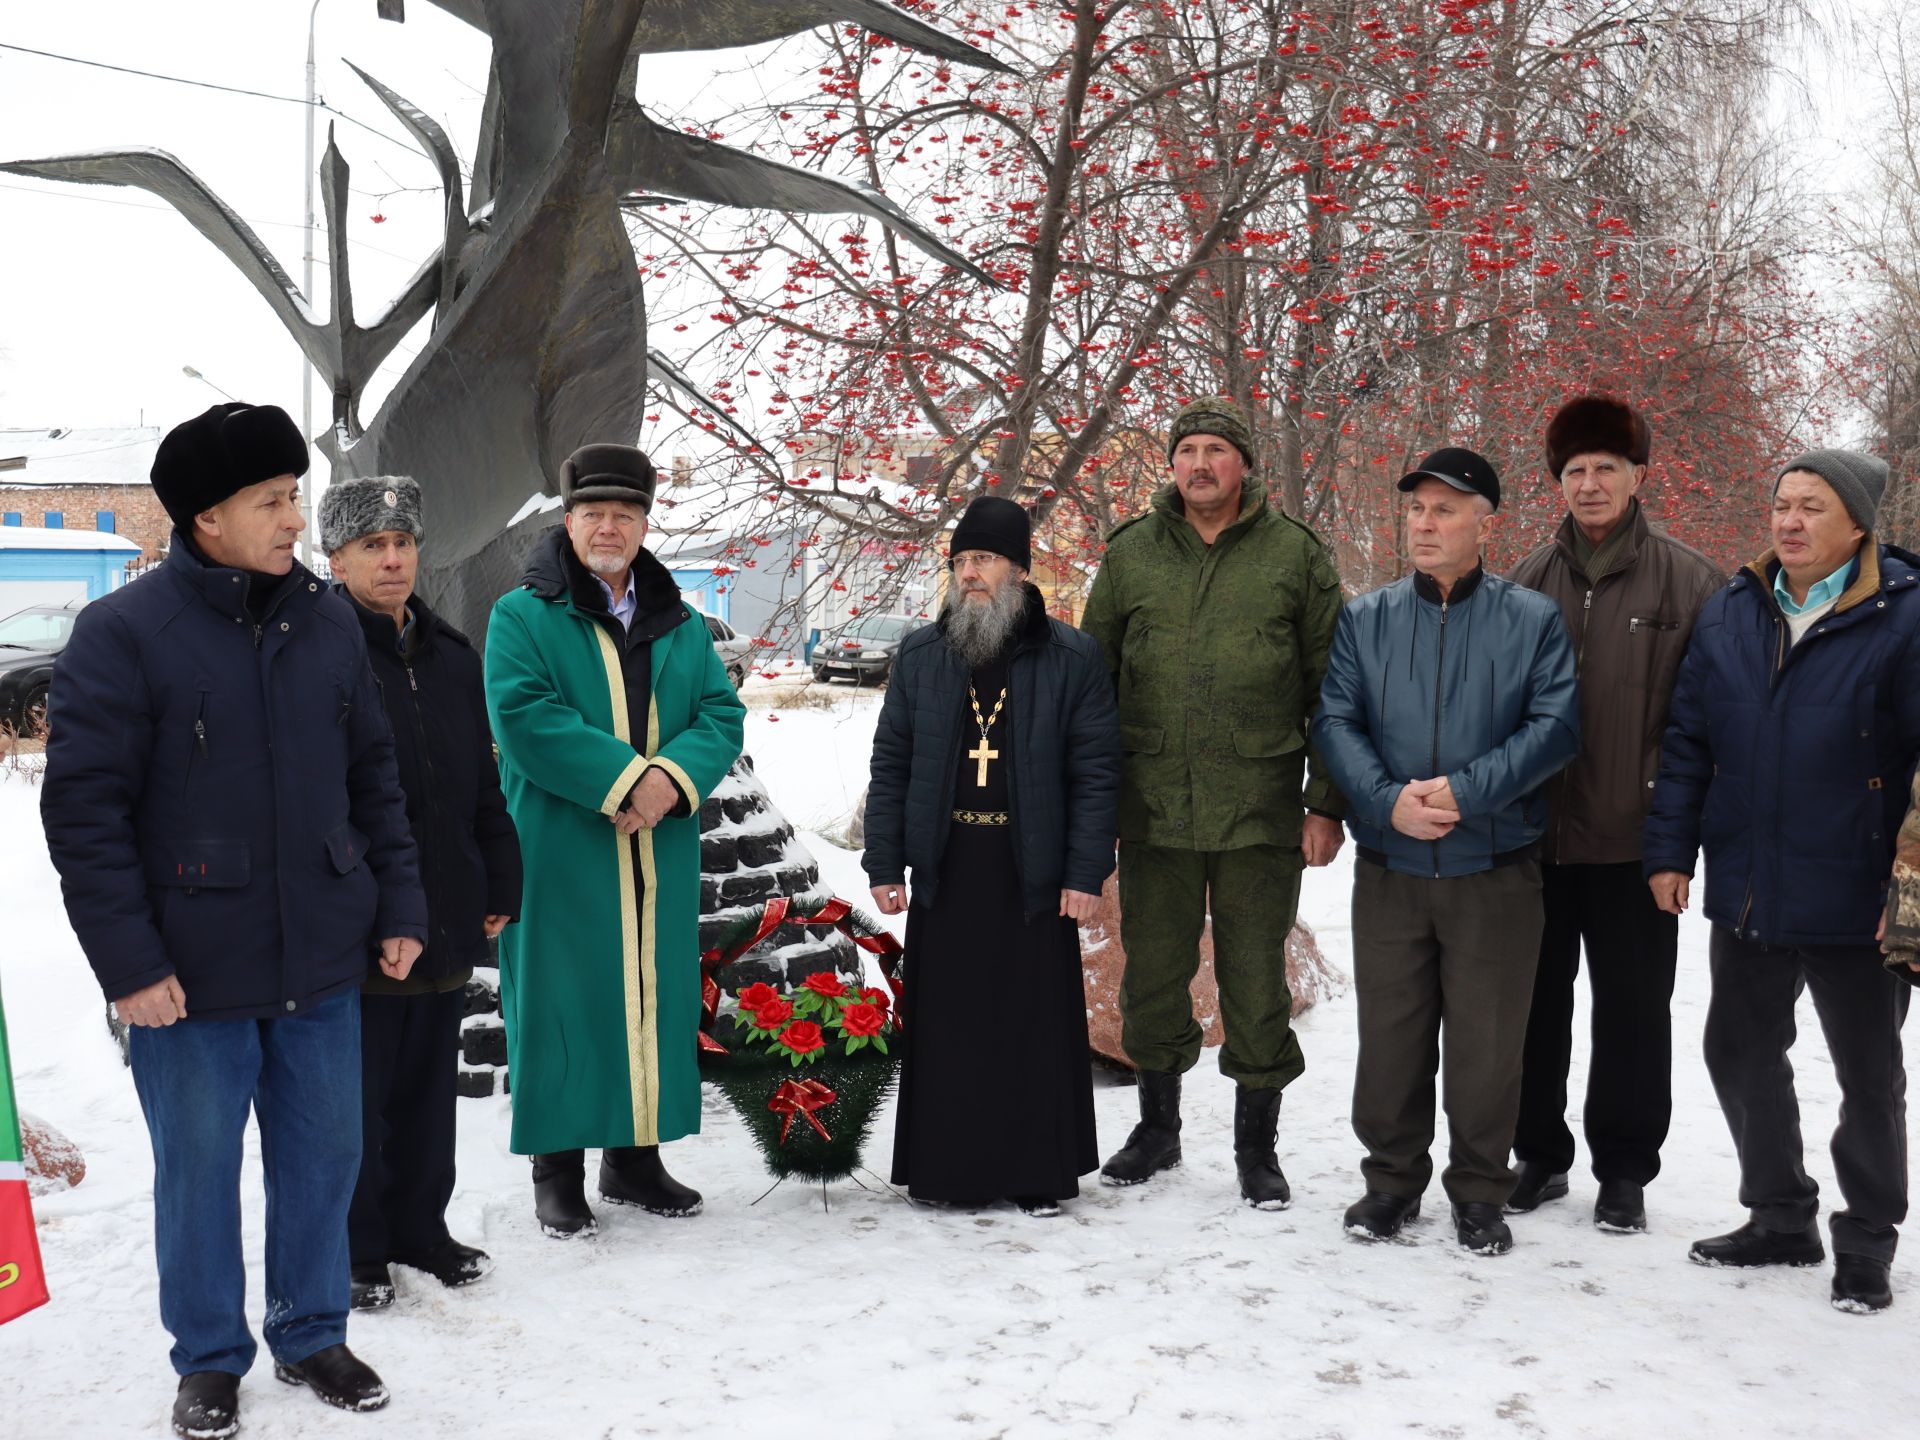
[349,1262,395,1311]
[171,1372,240,1439]
[1232,1086,1291,1210]
[1831,1255,1894,1314]
[1343,1191,1421,1242]
[1592,1179,1647,1233]
[1100,1070,1183,1186]
[600,1145,704,1216]
[1688,1219,1824,1269]
[273,1344,390,1412]
[1453,1202,1514,1255]
[1503,1161,1569,1214]
[532,1151,597,1238]
[391,1237,491,1288]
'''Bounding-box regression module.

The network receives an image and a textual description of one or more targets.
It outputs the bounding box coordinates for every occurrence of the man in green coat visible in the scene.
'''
[1081,396,1346,1209]
[485,443,745,1238]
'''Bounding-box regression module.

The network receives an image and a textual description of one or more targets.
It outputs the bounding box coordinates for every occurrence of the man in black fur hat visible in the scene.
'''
[1506,395,1721,1234]
[42,403,426,1435]
[864,496,1121,1216]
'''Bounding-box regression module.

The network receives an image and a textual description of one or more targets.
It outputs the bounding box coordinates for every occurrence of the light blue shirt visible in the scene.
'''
[594,571,637,631]
[1773,554,1856,615]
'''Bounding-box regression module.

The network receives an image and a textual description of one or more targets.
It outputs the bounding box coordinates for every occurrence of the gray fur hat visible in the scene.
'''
[1776,449,1889,533]
[319,475,424,555]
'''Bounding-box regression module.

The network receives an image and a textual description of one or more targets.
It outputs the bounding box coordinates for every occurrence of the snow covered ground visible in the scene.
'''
[3,686,1916,1438]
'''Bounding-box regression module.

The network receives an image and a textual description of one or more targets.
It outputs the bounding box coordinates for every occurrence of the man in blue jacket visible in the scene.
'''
[41,403,427,1438]
[1644,449,1920,1315]
[1314,448,1579,1254]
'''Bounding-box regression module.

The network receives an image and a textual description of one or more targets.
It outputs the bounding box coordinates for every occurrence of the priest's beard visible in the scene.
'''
[943,579,1025,668]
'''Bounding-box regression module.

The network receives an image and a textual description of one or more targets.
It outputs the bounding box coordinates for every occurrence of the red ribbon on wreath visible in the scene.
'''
[767,1078,837,1144]
[697,895,905,1055]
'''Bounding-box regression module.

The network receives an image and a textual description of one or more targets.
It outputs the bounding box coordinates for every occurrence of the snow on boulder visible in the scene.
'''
[20,1112,86,1195]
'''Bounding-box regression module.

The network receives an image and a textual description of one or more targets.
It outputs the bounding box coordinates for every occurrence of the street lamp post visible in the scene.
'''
[300,0,322,568]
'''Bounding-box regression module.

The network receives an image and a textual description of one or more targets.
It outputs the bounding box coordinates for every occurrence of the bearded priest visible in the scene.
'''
[863,496,1121,1216]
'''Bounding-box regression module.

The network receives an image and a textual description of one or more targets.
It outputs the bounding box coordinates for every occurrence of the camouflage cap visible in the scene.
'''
[1167,395,1255,468]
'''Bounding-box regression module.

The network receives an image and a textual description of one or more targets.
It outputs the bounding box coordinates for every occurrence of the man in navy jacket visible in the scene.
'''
[41,403,427,1438]
[1644,449,1920,1315]
[1314,448,1579,1255]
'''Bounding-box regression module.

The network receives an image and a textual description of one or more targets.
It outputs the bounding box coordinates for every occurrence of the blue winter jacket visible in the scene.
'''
[41,535,427,1020]
[1313,567,1580,878]
[1641,543,1920,947]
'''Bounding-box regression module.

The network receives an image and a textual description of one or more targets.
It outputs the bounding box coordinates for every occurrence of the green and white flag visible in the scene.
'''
[0,976,49,1325]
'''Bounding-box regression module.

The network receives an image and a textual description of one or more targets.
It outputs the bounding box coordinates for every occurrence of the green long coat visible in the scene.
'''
[485,560,744,1153]
[1080,478,1345,851]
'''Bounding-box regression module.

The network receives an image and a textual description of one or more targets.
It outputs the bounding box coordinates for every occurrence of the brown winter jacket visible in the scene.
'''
[1881,770,1920,987]
[1508,501,1722,865]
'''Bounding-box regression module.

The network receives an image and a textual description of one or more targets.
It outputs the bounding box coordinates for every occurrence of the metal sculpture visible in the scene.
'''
[3,0,1005,631]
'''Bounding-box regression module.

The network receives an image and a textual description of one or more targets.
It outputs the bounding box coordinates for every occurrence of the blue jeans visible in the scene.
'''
[129,987,362,1376]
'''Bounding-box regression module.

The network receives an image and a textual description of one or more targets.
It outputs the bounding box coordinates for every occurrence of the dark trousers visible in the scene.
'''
[1116,842,1306,1089]
[1350,858,1544,1207]
[1513,861,1678,1184]
[1704,926,1911,1262]
[348,987,464,1265]
[129,988,360,1376]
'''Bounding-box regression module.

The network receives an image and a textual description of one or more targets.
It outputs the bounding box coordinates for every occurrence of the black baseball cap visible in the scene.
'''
[1397,446,1501,510]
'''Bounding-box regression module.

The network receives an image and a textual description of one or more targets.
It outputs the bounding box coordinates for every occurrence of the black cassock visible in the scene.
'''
[890,647,1099,1202]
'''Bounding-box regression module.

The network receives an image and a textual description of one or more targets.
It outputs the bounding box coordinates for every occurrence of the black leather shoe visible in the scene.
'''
[1011,1195,1062,1218]
[1453,1202,1514,1255]
[1100,1071,1183,1186]
[391,1237,491,1288]
[600,1145,703,1216]
[1593,1179,1647,1233]
[1689,1219,1824,1269]
[172,1372,240,1439]
[1343,1191,1421,1242]
[532,1151,598,1238]
[1831,1255,1893,1314]
[349,1262,395,1311]
[1503,1161,1569,1214]
[273,1344,390,1412]
[1232,1086,1291,1210]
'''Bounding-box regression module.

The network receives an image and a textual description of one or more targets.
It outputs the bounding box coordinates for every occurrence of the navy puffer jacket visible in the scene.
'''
[41,535,426,1019]
[863,584,1121,917]
[1642,543,1920,947]
[1313,567,1580,878]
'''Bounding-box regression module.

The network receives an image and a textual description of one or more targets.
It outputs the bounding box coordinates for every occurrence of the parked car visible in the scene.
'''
[811,613,927,686]
[0,603,81,736]
[697,609,753,690]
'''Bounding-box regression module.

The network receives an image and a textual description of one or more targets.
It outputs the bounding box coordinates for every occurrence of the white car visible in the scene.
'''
[695,610,753,690]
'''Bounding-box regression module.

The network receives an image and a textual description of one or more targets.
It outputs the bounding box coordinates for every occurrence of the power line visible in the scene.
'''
[0,41,416,153]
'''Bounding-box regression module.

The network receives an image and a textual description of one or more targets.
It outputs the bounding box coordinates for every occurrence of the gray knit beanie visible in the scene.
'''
[1776,449,1888,533]
[319,475,424,555]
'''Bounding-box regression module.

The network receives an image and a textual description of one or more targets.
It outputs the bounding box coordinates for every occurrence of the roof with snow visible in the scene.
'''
[0,524,141,552]
[0,426,162,488]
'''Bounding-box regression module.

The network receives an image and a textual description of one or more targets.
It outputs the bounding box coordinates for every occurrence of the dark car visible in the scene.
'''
[811,612,926,686]
[0,603,81,736]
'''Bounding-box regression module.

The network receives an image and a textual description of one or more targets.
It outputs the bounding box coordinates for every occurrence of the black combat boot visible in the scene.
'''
[1592,1179,1647,1233]
[348,1261,395,1311]
[391,1237,491,1288]
[1831,1255,1894,1314]
[1688,1219,1824,1268]
[273,1344,390,1412]
[1453,1202,1514,1255]
[1100,1071,1183,1186]
[532,1151,597,1238]
[1232,1086,1291,1210]
[1343,1191,1421,1242]
[600,1145,704,1216]
[171,1372,240,1439]
[1503,1160,1569,1214]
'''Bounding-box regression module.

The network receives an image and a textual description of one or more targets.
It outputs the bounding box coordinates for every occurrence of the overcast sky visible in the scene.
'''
[0,1,1897,470]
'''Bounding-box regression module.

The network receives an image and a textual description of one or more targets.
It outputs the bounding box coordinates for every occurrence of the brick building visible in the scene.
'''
[0,426,170,564]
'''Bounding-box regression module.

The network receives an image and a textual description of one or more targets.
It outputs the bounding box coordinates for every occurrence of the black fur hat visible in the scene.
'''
[150,402,310,531]
[1545,395,1651,478]
[559,443,657,511]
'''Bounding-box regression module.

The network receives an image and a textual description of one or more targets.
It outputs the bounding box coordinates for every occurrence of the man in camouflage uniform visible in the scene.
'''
[1881,773,1920,988]
[1081,396,1346,1209]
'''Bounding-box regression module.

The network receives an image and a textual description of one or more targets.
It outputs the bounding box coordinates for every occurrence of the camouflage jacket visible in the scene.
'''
[1883,770,1920,988]
[1080,477,1344,851]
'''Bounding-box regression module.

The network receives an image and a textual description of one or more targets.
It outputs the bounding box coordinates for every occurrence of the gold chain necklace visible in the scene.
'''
[966,683,1007,787]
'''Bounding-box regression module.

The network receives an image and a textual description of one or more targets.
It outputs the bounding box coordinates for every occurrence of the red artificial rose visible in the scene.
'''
[859,986,891,1015]
[736,982,780,1013]
[750,998,795,1030]
[777,1020,826,1055]
[841,1002,885,1038]
[802,972,849,999]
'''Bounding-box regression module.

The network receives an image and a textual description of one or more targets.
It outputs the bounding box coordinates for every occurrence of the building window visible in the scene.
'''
[44,512,64,529]
[1,513,19,526]
[96,510,116,533]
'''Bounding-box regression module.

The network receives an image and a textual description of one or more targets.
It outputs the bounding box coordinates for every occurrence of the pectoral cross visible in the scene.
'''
[968,736,999,787]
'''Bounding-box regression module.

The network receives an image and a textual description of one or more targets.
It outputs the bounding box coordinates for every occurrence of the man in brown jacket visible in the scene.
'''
[1506,395,1722,1233]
